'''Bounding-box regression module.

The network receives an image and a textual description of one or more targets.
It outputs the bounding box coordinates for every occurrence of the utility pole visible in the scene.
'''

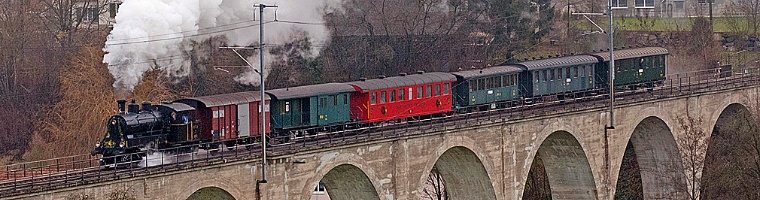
[220,4,277,199]
[605,0,616,198]
[255,3,276,188]
[709,0,713,32]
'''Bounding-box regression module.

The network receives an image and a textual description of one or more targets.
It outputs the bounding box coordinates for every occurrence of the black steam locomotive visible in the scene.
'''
[92,100,198,166]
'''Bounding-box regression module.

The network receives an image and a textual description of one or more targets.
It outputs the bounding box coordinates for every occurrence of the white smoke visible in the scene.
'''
[103,0,338,91]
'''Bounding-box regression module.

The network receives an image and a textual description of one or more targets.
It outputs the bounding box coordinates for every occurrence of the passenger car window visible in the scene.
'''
[398,89,404,101]
[371,92,377,105]
[426,86,432,97]
[380,91,386,103]
[390,90,396,102]
[418,86,423,98]
[444,84,449,94]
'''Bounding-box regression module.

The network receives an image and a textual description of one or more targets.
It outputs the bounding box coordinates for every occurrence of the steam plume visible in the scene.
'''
[103,0,336,93]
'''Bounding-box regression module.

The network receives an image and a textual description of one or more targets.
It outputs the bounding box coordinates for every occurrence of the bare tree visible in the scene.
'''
[36,0,112,48]
[676,111,708,200]
[422,167,449,200]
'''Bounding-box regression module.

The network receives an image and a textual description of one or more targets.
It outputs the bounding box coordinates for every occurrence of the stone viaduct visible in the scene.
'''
[12,84,760,200]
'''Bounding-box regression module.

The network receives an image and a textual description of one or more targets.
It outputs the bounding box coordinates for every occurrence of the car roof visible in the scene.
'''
[178,91,269,107]
[451,65,523,79]
[593,47,669,61]
[156,102,196,112]
[266,83,356,99]
[346,72,456,91]
[517,55,599,70]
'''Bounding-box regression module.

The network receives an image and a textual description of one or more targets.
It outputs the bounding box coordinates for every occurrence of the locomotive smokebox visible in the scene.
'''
[141,101,152,112]
[117,100,126,114]
[127,100,139,114]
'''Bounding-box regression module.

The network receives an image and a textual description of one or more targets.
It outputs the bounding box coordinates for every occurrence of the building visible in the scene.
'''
[72,0,121,27]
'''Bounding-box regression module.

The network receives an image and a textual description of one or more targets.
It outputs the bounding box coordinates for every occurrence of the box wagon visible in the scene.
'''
[175,91,270,148]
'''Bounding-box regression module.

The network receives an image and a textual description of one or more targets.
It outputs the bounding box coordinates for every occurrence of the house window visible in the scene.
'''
[371,92,377,105]
[78,7,99,21]
[613,0,627,8]
[314,182,327,194]
[674,1,684,8]
[635,0,654,8]
[380,91,387,103]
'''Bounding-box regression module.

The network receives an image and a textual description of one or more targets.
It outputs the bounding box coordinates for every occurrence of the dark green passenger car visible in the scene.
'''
[451,65,523,109]
[516,55,599,98]
[266,83,356,134]
[592,47,669,89]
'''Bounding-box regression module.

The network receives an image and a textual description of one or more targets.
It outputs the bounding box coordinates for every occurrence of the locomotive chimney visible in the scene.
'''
[141,101,152,112]
[117,100,126,114]
[127,100,139,114]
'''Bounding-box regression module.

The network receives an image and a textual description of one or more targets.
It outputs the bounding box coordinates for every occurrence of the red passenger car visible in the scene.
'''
[176,91,270,146]
[346,72,456,123]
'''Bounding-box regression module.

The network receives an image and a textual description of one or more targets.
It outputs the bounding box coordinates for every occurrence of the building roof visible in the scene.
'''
[266,83,356,100]
[451,65,523,79]
[178,91,269,107]
[517,55,599,70]
[346,72,456,91]
[593,47,669,61]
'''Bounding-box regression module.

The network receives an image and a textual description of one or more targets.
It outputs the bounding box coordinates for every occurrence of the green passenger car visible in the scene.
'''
[593,47,669,88]
[266,83,356,131]
[451,65,523,108]
[516,55,599,97]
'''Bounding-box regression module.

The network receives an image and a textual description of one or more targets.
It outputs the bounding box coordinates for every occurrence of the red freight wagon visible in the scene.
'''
[346,72,456,123]
[176,91,270,146]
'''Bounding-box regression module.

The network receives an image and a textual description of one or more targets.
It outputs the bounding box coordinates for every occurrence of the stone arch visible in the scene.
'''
[702,103,756,199]
[415,134,499,200]
[300,151,383,200]
[422,146,497,200]
[186,186,236,200]
[315,164,380,200]
[176,170,244,200]
[615,116,686,199]
[524,131,597,199]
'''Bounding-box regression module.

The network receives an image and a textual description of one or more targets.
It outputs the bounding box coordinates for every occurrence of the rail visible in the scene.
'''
[1,66,759,198]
